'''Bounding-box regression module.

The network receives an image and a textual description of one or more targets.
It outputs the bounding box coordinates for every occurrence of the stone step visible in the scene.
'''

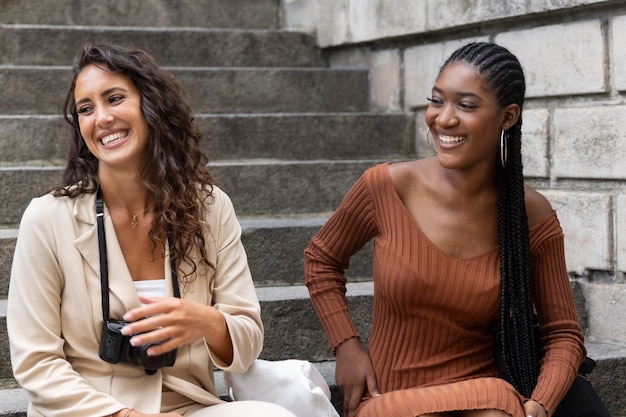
[0,361,340,416]
[243,216,373,287]
[0,66,369,115]
[0,25,324,67]
[0,215,373,297]
[0,160,384,224]
[0,279,599,377]
[1,285,625,416]
[0,0,278,29]
[0,282,372,384]
[0,113,416,166]
[0,361,334,417]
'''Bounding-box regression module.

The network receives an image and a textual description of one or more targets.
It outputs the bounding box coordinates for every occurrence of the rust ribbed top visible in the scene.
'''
[304,163,585,417]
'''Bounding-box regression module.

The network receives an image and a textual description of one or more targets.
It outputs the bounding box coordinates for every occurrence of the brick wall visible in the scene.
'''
[281,0,626,344]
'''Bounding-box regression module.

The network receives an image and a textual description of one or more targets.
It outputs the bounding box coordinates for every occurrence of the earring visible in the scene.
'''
[426,129,438,154]
[500,129,508,168]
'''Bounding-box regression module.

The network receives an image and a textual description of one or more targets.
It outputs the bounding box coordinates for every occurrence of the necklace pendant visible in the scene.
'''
[131,215,138,230]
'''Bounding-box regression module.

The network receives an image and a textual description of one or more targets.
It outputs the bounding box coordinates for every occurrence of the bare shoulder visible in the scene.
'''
[524,184,553,227]
[388,158,432,193]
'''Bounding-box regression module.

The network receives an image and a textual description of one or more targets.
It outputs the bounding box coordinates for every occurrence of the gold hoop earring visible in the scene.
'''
[500,129,508,168]
[426,129,438,154]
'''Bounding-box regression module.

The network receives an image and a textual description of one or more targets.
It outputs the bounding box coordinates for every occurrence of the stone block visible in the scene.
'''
[553,105,626,180]
[404,37,490,110]
[328,47,369,69]
[612,14,626,92]
[281,0,322,33]
[542,191,612,273]
[348,0,426,42]
[369,49,402,111]
[580,282,626,344]
[496,20,606,97]
[528,0,612,12]
[425,0,525,31]
[283,0,349,47]
[619,194,626,273]
[521,109,549,178]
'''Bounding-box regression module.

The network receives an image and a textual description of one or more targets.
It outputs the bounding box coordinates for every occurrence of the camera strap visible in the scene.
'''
[96,187,180,323]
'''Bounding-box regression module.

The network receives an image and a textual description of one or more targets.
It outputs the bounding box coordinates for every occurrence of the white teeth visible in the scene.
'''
[439,134,465,143]
[101,131,127,146]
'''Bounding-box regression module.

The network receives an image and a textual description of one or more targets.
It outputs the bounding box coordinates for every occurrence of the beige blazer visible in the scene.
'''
[8,187,263,416]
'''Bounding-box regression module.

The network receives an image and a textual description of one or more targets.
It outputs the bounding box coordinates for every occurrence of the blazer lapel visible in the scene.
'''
[73,192,100,284]
[73,193,139,320]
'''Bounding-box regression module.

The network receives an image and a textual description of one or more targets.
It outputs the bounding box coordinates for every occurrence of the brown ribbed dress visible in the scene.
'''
[304,163,585,417]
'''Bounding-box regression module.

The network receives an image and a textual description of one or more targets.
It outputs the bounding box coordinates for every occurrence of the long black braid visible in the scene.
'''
[441,42,540,397]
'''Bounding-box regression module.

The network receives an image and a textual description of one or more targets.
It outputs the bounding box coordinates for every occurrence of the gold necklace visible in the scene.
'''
[107,205,151,230]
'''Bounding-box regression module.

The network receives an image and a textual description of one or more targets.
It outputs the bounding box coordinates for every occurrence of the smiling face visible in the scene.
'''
[424,61,519,171]
[74,64,149,176]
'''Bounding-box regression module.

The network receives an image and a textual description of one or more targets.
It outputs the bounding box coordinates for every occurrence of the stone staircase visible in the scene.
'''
[0,1,624,417]
[0,0,413,415]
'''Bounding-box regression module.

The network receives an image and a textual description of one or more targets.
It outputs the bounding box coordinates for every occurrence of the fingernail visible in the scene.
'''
[120,326,132,336]
[129,336,140,346]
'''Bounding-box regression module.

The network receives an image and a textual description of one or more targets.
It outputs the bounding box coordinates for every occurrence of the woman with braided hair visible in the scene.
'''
[304,42,585,417]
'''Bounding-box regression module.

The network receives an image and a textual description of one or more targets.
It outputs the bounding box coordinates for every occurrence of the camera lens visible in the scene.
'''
[131,342,169,370]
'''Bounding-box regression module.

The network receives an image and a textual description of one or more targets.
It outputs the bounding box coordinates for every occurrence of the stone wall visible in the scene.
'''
[280,0,626,344]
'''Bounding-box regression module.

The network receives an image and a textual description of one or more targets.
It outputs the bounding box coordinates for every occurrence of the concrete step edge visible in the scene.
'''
[0,0,279,29]
[0,26,325,68]
[0,361,338,416]
[2,349,626,417]
[0,23,299,33]
[0,158,384,170]
[255,282,373,301]
[0,216,331,234]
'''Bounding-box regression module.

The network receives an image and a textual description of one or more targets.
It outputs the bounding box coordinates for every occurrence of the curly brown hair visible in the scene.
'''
[51,43,216,283]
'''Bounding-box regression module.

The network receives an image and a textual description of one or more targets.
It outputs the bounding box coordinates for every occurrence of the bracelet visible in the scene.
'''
[123,409,134,417]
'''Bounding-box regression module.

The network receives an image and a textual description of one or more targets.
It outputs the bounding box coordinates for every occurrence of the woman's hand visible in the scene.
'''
[524,400,547,417]
[120,296,233,365]
[335,337,380,417]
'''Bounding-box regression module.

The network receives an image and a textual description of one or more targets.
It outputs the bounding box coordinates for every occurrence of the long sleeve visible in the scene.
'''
[8,195,132,416]
[528,212,586,415]
[207,188,263,372]
[304,170,379,352]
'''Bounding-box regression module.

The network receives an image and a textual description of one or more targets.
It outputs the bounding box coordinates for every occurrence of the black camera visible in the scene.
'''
[99,320,176,375]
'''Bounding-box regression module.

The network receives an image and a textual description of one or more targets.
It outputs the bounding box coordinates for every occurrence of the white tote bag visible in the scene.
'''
[224,359,339,417]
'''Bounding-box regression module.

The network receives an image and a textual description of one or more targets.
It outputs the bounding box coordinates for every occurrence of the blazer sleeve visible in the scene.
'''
[7,196,127,417]
[206,188,263,372]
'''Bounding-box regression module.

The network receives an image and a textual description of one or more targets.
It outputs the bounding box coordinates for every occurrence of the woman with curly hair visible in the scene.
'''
[7,43,296,417]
